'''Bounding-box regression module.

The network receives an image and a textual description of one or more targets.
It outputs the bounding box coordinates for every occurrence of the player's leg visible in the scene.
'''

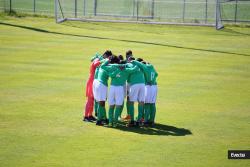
[137,84,145,126]
[96,101,105,125]
[127,84,138,127]
[108,86,116,126]
[123,84,131,121]
[118,85,126,119]
[87,96,96,121]
[149,85,158,125]
[83,79,93,121]
[144,85,151,125]
[93,79,98,117]
[83,99,90,121]
[94,99,98,117]
[114,86,124,127]
[96,81,108,125]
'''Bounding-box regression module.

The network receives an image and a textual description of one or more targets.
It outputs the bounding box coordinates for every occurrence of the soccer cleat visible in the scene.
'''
[83,117,90,122]
[135,121,143,127]
[106,119,109,124]
[127,121,135,127]
[122,115,131,121]
[108,122,113,127]
[96,120,104,126]
[143,121,149,127]
[148,121,155,126]
[89,116,97,121]
[113,122,117,128]
[102,119,109,125]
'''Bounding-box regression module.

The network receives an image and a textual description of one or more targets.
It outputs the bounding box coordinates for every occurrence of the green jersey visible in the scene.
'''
[94,59,105,80]
[96,59,114,86]
[109,66,139,86]
[126,62,145,85]
[101,60,139,86]
[94,66,100,79]
[133,61,158,85]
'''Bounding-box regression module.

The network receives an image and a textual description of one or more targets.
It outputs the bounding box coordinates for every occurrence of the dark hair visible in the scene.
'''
[103,50,112,58]
[142,61,146,64]
[136,58,143,62]
[126,50,132,56]
[118,55,124,61]
[110,55,120,64]
[126,50,133,60]
[119,60,127,64]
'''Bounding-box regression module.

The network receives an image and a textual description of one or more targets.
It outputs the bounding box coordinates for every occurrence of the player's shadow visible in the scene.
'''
[108,122,192,136]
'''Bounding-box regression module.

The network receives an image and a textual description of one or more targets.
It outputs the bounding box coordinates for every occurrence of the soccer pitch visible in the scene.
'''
[0,14,250,166]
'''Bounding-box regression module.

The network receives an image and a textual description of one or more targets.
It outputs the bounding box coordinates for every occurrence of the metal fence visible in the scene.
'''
[0,0,54,16]
[0,0,250,27]
[55,0,218,25]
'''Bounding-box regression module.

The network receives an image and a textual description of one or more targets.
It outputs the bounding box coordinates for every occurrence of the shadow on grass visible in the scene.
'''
[0,22,249,57]
[222,27,250,36]
[105,122,192,136]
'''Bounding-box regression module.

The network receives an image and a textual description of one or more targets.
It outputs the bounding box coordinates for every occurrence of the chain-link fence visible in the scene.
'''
[55,0,218,25]
[1,0,250,27]
[220,0,250,22]
[0,0,54,16]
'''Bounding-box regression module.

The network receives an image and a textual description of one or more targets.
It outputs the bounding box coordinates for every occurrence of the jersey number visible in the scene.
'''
[151,72,155,81]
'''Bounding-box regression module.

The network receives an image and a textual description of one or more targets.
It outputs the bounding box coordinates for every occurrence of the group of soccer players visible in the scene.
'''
[83,50,158,127]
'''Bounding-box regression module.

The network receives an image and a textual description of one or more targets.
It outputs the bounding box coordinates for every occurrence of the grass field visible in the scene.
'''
[0,14,250,167]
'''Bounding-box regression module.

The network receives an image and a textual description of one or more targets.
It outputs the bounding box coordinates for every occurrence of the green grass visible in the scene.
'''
[0,14,250,167]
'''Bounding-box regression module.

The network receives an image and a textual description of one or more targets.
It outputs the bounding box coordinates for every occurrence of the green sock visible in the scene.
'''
[144,103,150,122]
[128,103,134,121]
[114,106,122,123]
[102,107,107,120]
[108,106,115,124]
[126,101,130,115]
[150,103,156,122]
[94,100,98,117]
[137,104,144,121]
[97,105,104,121]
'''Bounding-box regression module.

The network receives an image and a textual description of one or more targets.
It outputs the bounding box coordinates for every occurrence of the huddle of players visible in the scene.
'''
[84,50,158,127]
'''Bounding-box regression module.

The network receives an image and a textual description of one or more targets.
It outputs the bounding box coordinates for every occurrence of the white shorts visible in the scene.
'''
[108,85,124,105]
[93,79,98,99]
[93,80,107,101]
[145,85,158,103]
[128,83,145,102]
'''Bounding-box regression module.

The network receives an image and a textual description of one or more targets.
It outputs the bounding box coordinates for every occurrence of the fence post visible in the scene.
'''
[9,0,12,13]
[182,0,186,22]
[235,0,238,23]
[83,0,86,16]
[94,0,97,16]
[55,0,58,22]
[133,0,135,17]
[33,0,36,14]
[136,0,139,21]
[151,0,155,19]
[205,0,208,23]
[75,0,77,18]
